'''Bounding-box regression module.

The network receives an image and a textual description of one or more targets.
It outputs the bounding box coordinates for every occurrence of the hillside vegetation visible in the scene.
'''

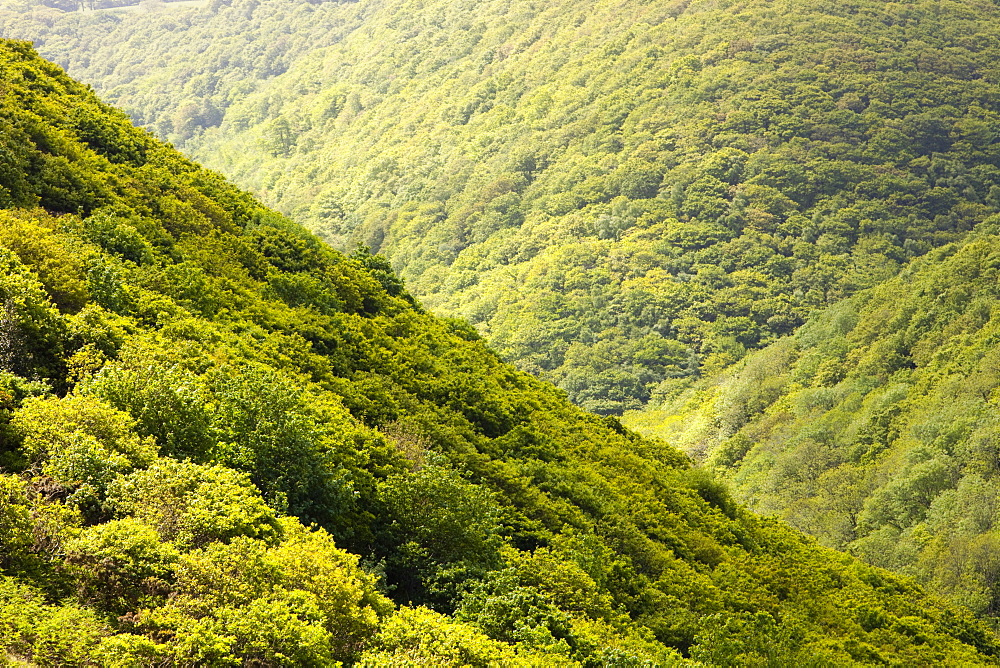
[2,38,1000,665]
[630,216,1000,623]
[5,0,1000,413]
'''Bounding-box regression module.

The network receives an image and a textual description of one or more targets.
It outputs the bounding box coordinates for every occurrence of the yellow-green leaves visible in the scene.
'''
[66,518,179,615]
[106,460,280,549]
[359,606,526,668]
[138,522,389,665]
[0,578,109,667]
[0,209,90,312]
[0,475,34,570]
[13,394,156,506]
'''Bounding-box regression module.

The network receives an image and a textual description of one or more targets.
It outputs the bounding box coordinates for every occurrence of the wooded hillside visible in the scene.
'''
[632,215,1000,622]
[1,38,998,665]
[6,0,1000,414]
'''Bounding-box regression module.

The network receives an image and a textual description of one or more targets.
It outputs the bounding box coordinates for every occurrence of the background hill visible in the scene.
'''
[1,38,999,664]
[629,216,1000,622]
[5,0,1000,414]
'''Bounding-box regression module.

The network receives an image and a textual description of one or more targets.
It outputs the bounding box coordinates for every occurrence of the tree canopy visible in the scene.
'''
[0,38,998,664]
[632,215,1000,623]
[5,0,1000,413]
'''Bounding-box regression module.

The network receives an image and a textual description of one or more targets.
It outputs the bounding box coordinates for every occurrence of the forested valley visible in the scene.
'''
[632,220,1000,624]
[5,37,999,664]
[6,0,1000,414]
[4,0,1000,664]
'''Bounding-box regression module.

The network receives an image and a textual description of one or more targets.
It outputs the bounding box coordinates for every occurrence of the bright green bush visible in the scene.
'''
[12,394,156,509]
[65,518,179,614]
[106,459,280,549]
[0,475,34,571]
[137,522,391,665]
[358,606,527,667]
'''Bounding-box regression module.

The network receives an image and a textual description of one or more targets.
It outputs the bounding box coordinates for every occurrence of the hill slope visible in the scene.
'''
[632,215,1000,619]
[1,39,999,665]
[6,0,1000,413]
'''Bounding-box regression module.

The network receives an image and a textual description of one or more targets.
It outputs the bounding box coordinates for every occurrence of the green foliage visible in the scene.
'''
[12,394,156,510]
[0,244,68,384]
[85,353,366,534]
[358,606,528,667]
[10,0,1000,412]
[0,578,108,667]
[65,518,179,615]
[0,37,997,666]
[136,521,390,665]
[0,210,90,312]
[0,475,34,571]
[643,225,1000,619]
[105,459,280,549]
[456,546,616,659]
[376,463,503,609]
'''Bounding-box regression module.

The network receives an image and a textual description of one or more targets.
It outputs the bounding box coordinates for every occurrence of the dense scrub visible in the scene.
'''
[0,39,998,664]
[633,216,1000,622]
[5,0,1000,413]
